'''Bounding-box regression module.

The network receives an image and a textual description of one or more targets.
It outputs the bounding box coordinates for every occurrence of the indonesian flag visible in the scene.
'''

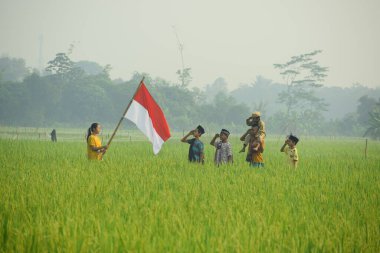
[124,82,171,154]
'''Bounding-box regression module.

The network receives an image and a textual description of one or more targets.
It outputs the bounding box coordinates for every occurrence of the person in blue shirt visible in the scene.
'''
[181,125,205,164]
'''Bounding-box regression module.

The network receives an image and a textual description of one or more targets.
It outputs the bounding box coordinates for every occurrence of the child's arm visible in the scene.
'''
[240,129,250,141]
[210,134,219,146]
[227,143,233,163]
[253,142,260,151]
[200,143,205,165]
[280,140,288,152]
[292,148,299,168]
[181,130,194,143]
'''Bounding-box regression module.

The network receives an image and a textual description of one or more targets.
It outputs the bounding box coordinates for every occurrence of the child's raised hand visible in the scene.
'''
[215,133,220,138]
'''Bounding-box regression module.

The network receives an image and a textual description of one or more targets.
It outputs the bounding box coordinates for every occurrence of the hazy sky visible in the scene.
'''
[1,0,379,89]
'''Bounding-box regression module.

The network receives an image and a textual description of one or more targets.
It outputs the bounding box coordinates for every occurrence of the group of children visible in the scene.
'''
[86,111,300,167]
[180,111,300,168]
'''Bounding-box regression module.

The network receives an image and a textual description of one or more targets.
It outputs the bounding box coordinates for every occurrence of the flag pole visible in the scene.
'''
[105,76,145,150]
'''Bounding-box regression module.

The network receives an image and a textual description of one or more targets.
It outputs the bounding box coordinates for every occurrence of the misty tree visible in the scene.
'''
[45,53,74,75]
[274,50,328,134]
[252,100,268,117]
[191,86,207,104]
[250,76,273,116]
[75,61,104,75]
[364,99,380,139]
[203,77,228,103]
[357,95,377,125]
[45,53,85,81]
[176,67,192,87]
[0,56,30,82]
[102,64,112,78]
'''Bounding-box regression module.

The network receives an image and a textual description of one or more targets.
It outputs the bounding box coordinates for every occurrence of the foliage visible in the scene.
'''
[176,67,192,87]
[45,53,74,75]
[364,100,380,139]
[0,52,252,131]
[274,51,328,134]
[0,56,30,82]
[1,53,379,137]
[203,77,228,103]
[357,95,377,125]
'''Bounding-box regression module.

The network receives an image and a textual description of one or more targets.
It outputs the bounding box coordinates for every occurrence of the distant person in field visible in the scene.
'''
[239,111,266,153]
[210,129,233,166]
[50,129,57,142]
[248,125,265,168]
[181,125,205,164]
[280,134,299,168]
[86,123,108,160]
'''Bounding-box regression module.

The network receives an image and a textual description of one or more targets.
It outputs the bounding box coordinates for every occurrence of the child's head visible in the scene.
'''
[219,129,230,141]
[194,125,205,138]
[287,134,299,147]
[246,112,261,126]
[90,123,101,134]
[87,122,101,141]
[251,111,261,122]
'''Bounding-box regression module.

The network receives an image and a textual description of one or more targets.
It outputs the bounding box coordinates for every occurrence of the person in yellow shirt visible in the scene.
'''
[280,134,299,168]
[86,123,108,160]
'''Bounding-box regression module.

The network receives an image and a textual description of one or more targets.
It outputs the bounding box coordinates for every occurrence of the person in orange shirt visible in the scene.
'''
[249,125,265,168]
[86,123,108,160]
[239,111,266,153]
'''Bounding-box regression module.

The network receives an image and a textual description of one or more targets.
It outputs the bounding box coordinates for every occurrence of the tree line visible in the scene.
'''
[0,52,379,139]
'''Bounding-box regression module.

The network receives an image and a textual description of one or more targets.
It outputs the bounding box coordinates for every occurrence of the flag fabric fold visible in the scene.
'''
[124,82,171,154]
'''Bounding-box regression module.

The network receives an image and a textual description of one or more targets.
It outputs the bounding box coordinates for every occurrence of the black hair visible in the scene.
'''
[288,134,299,145]
[220,129,230,136]
[196,125,205,135]
[87,123,99,142]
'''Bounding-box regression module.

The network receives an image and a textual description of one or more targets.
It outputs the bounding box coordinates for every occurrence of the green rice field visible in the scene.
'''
[0,132,379,252]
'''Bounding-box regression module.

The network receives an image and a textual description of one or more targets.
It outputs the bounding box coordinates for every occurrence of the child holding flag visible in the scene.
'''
[86,123,108,160]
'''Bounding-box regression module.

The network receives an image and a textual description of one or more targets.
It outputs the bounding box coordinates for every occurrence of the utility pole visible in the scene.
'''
[172,26,185,87]
[38,34,44,73]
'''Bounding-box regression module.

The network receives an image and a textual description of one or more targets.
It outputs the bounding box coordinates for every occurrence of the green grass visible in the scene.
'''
[0,137,379,252]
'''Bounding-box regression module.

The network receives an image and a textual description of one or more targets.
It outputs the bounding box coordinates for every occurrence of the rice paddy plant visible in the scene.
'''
[0,137,379,252]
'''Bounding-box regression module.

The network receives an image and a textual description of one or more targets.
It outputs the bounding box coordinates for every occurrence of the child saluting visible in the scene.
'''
[181,125,205,164]
[210,129,233,166]
[280,134,299,168]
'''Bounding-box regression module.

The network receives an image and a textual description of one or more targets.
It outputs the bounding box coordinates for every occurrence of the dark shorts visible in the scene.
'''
[250,162,264,168]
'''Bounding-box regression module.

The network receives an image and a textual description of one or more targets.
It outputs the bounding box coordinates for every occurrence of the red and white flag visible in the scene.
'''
[124,82,171,154]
